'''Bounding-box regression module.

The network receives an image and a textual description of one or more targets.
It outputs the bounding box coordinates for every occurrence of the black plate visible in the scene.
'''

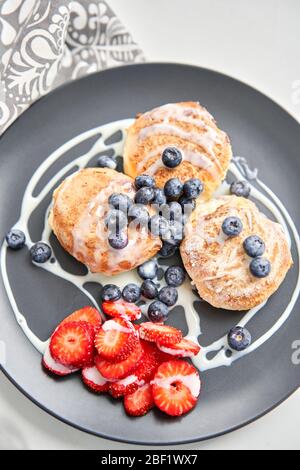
[0,63,299,446]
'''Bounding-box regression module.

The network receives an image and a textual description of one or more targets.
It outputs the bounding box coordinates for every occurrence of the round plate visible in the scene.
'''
[0,63,299,445]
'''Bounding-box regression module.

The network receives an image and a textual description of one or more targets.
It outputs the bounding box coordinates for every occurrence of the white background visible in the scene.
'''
[1,0,300,450]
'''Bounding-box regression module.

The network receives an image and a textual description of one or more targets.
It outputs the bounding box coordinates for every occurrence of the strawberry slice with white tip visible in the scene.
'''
[151,360,201,417]
[124,383,155,417]
[102,300,141,321]
[42,342,79,376]
[60,306,102,329]
[82,366,109,393]
[94,317,138,361]
[157,338,200,358]
[139,322,182,346]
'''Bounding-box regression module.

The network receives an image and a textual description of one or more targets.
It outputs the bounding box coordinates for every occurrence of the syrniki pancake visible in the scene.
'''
[180,196,293,310]
[49,168,161,276]
[124,102,232,199]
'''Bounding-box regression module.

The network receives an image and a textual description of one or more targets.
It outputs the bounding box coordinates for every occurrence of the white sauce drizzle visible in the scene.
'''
[1,120,299,374]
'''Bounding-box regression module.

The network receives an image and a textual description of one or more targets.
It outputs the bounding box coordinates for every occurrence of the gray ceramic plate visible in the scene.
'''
[0,63,299,445]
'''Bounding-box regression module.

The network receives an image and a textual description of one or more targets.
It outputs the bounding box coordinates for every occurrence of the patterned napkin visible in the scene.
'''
[0,0,144,135]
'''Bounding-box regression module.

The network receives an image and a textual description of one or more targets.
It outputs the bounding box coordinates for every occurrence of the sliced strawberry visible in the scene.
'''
[124,384,155,417]
[95,342,143,380]
[139,322,182,346]
[94,317,137,361]
[42,342,79,376]
[109,375,143,399]
[102,300,141,321]
[60,306,102,328]
[82,366,109,393]
[151,360,201,417]
[157,338,200,358]
[50,321,94,368]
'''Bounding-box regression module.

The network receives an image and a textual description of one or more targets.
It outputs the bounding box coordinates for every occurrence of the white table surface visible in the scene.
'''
[1,0,300,450]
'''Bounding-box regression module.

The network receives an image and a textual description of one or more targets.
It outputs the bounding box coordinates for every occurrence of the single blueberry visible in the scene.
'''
[135,175,156,189]
[122,283,141,303]
[108,231,129,250]
[148,301,169,323]
[152,188,167,205]
[164,178,183,201]
[30,242,52,263]
[149,215,169,238]
[158,286,178,307]
[222,217,243,237]
[162,147,183,168]
[108,193,133,213]
[105,210,128,230]
[243,235,265,258]
[141,280,158,299]
[183,178,204,199]
[5,229,26,250]
[135,187,155,205]
[97,155,117,170]
[250,257,271,278]
[159,241,178,258]
[164,221,184,245]
[228,326,252,351]
[165,265,185,287]
[101,284,122,302]
[128,204,149,226]
[138,259,158,280]
[230,180,251,198]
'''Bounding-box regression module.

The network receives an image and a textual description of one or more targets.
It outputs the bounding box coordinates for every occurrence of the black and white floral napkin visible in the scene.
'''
[0,0,144,135]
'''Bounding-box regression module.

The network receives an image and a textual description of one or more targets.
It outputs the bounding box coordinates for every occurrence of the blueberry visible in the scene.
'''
[179,196,196,213]
[168,201,183,222]
[105,210,128,230]
[30,242,52,263]
[149,215,169,238]
[108,231,128,250]
[5,229,26,250]
[122,283,141,303]
[164,178,183,201]
[228,326,252,351]
[128,204,149,225]
[152,188,167,205]
[243,235,265,258]
[97,155,117,170]
[141,280,158,299]
[159,241,178,258]
[101,284,122,302]
[138,259,158,280]
[164,221,184,245]
[135,187,155,205]
[162,147,183,168]
[230,180,251,198]
[183,178,204,199]
[165,265,185,287]
[135,175,155,189]
[158,286,178,307]
[250,257,271,278]
[222,217,243,237]
[148,301,169,323]
[109,193,133,213]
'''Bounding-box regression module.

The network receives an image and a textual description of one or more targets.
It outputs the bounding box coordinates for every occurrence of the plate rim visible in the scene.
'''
[1,61,300,446]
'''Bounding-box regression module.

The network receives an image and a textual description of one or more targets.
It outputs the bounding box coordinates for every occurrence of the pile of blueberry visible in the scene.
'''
[5,230,52,264]
[104,148,204,254]
[221,216,271,278]
[101,259,186,323]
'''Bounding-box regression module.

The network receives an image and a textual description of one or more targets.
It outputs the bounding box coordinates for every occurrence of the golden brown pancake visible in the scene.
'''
[49,168,162,275]
[181,196,293,310]
[124,102,232,199]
